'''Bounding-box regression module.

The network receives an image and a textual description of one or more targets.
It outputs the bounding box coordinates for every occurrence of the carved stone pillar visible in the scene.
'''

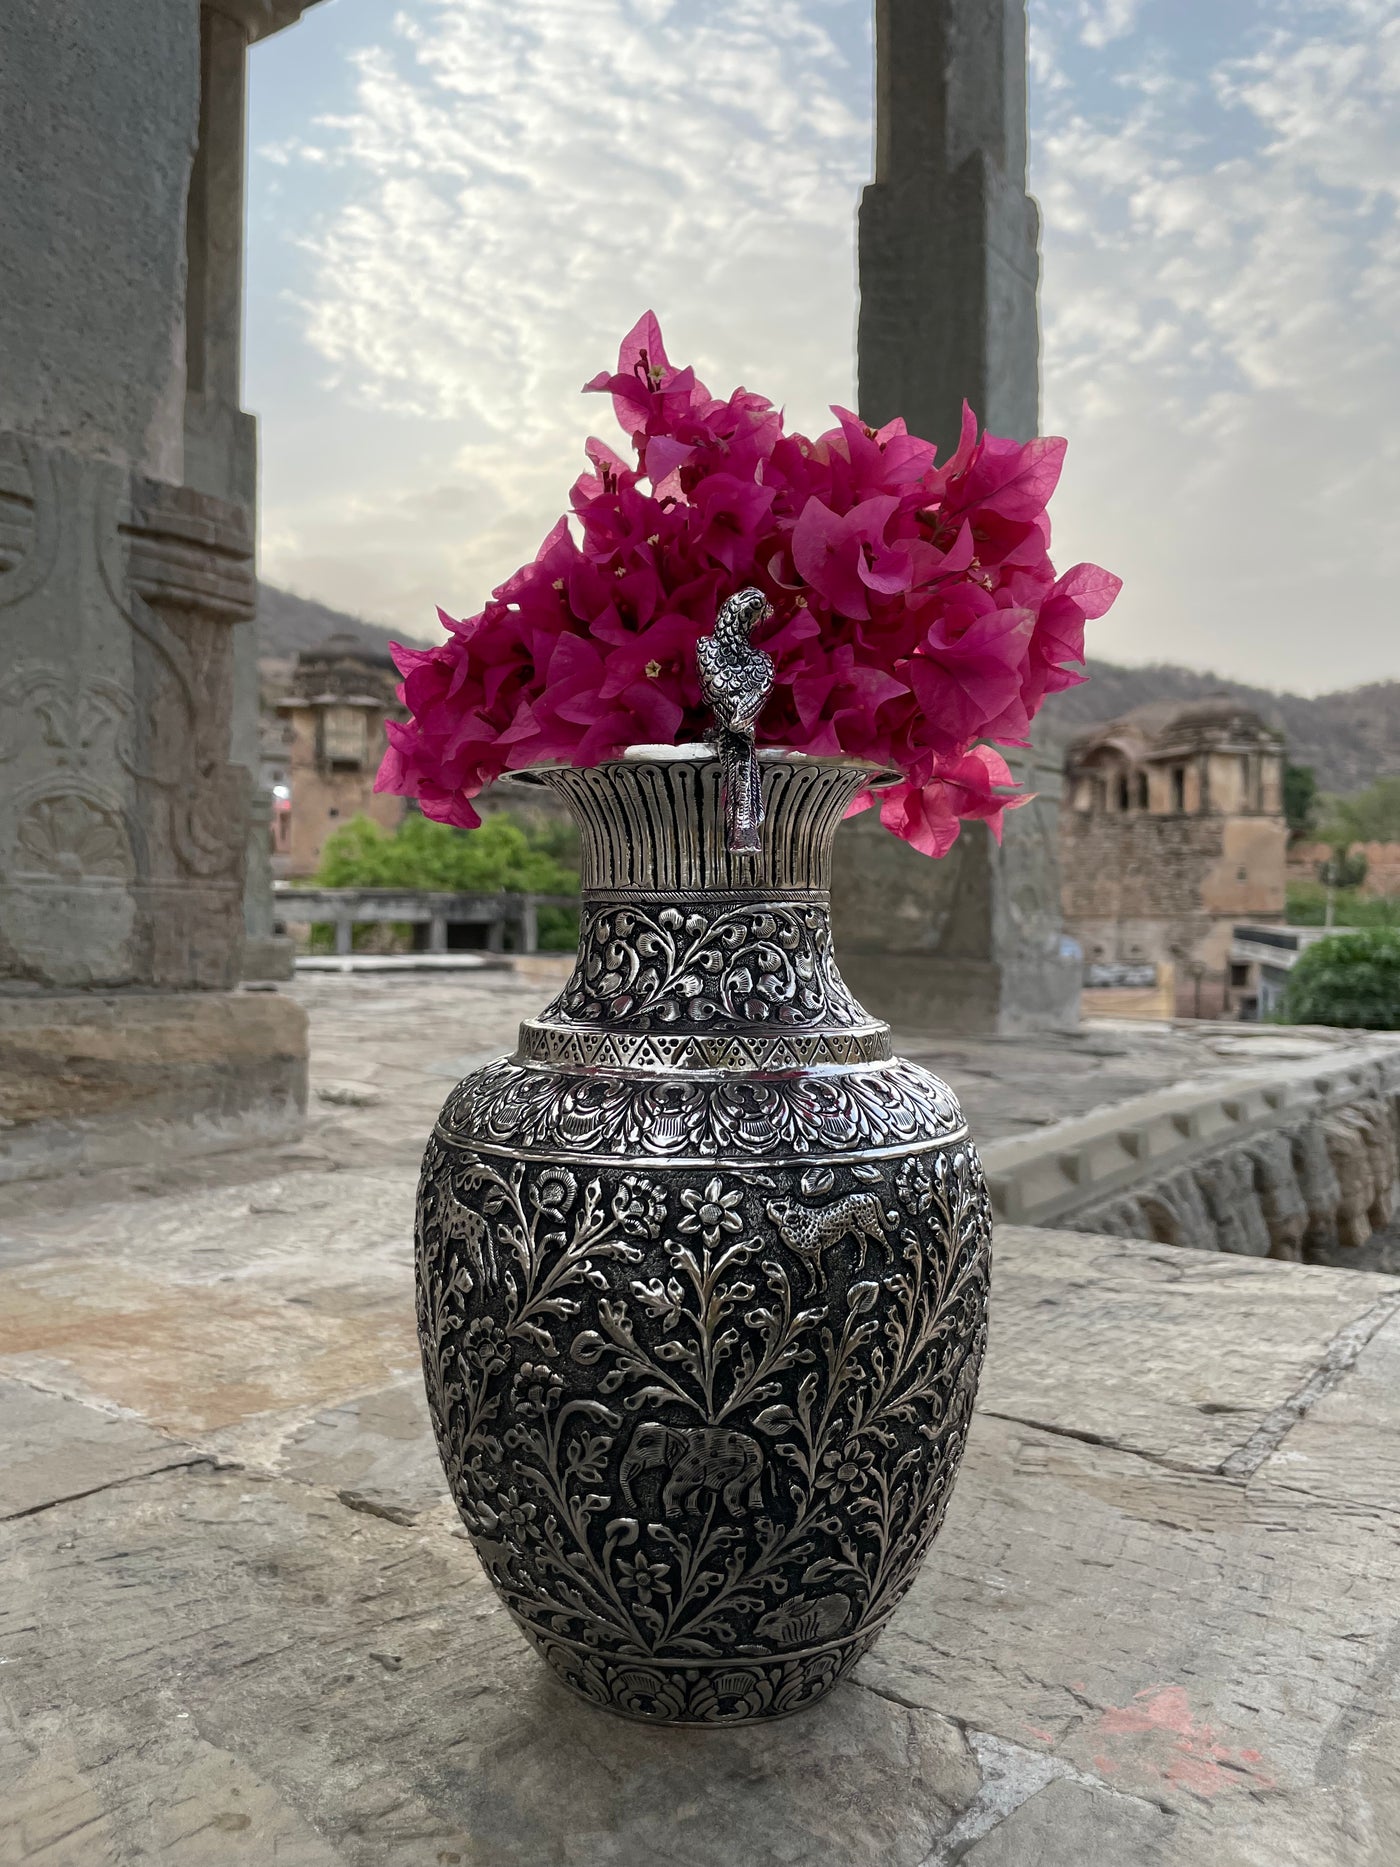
[859,0,1041,450]
[0,0,315,1180]
[0,442,252,989]
[845,0,1078,1034]
[185,2,297,980]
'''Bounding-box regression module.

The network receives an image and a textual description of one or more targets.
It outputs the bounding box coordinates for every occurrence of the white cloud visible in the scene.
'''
[258,0,870,631]
[1031,0,1400,690]
[1076,0,1144,50]
[255,0,1400,694]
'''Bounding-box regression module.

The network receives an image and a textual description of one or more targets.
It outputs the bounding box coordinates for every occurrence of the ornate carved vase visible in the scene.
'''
[415,749,992,1724]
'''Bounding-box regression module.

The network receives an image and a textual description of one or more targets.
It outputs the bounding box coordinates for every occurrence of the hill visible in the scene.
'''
[256,584,404,661]
[1040,665,1400,794]
[256,584,1400,796]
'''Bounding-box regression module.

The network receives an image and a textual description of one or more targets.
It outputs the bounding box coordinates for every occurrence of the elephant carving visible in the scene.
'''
[619,1421,764,1515]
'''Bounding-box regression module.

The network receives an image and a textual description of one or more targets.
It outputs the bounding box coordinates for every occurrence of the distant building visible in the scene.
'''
[272,632,406,878]
[1229,924,1335,1020]
[1060,698,1287,1018]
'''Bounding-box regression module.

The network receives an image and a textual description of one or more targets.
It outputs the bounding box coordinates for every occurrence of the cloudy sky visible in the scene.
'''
[246,0,1400,696]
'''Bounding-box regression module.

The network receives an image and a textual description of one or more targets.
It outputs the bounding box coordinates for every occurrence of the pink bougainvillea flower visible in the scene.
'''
[791,494,913,621]
[376,311,1119,855]
[871,747,1022,859]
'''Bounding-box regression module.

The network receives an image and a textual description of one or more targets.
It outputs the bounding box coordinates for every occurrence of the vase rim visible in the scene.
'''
[503,746,899,787]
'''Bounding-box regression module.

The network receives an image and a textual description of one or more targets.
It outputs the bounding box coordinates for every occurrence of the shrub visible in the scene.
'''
[1278,929,1400,1030]
[1286,882,1400,929]
[1315,845,1368,892]
[315,812,580,951]
[1317,775,1400,846]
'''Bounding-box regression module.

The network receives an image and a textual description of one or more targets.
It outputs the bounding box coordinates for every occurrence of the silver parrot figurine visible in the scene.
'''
[696,586,775,855]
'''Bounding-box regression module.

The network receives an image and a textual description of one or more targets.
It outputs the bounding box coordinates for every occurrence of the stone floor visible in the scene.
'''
[3,974,1400,1863]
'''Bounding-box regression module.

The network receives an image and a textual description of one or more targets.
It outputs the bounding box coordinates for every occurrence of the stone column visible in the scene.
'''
[841,0,1078,1035]
[833,748,1075,1036]
[0,0,315,1182]
[184,2,296,982]
[858,0,1040,448]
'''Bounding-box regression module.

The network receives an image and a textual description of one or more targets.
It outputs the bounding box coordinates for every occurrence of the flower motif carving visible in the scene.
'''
[544,899,868,1032]
[416,1138,991,1723]
[0,668,134,769]
[437,1056,966,1163]
[13,791,132,879]
[678,1178,744,1248]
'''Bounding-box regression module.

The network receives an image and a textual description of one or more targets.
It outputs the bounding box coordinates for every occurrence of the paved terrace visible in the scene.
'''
[3,973,1399,1863]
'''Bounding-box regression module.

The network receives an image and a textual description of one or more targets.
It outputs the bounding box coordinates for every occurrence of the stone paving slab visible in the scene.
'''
[977,1233,1400,1471]
[0,1465,981,1867]
[3,975,1400,1861]
[0,1379,195,1521]
[1,1214,1398,1860]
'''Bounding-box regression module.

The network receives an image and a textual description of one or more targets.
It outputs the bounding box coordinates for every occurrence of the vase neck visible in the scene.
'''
[513,757,891,1067]
[519,755,869,896]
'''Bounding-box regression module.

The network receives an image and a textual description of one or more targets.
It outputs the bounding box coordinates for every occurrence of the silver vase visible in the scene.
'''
[415,749,992,1725]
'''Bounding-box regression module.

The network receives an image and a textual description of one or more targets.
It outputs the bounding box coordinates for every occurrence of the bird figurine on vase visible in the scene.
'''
[696,585,775,854]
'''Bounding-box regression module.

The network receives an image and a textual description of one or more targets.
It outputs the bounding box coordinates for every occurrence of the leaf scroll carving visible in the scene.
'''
[416,1138,991,1720]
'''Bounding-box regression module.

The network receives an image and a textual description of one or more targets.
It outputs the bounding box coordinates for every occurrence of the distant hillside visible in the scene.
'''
[1042,663,1400,794]
[257,584,404,660]
[257,583,1400,796]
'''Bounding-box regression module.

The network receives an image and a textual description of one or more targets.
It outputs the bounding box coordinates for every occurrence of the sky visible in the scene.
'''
[245,0,1400,696]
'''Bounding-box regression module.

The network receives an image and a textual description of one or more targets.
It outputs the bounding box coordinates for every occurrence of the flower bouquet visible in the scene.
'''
[407,316,1120,1726]
[377,312,1119,857]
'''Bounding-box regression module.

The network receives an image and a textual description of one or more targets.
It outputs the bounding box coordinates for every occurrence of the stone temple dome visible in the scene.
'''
[1065,697,1285,821]
[1059,694,1288,1017]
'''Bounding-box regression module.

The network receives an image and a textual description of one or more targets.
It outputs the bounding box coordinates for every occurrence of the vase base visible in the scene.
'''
[520,1624,882,1727]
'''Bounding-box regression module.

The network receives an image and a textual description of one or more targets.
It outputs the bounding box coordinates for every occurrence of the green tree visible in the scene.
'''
[1283,764,1317,838]
[315,811,580,948]
[1315,845,1369,894]
[1316,775,1400,847]
[1278,929,1400,1030]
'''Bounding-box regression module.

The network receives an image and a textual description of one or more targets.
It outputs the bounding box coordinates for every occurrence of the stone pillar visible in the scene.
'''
[184,2,295,981]
[859,0,1040,448]
[0,0,316,1182]
[833,749,1076,1036]
[843,0,1078,1034]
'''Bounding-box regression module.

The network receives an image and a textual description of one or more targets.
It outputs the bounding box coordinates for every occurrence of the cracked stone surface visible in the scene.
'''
[2,974,1400,1862]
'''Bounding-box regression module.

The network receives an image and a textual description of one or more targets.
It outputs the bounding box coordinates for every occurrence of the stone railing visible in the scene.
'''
[981,1038,1400,1260]
[273,887,577,956]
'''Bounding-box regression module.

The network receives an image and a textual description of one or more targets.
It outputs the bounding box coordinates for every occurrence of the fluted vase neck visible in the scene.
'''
[509,754,891,1071]
[508,750,883,897]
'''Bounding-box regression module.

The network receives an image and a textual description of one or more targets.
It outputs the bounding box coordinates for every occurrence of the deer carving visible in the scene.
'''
[764,1190,892,1286]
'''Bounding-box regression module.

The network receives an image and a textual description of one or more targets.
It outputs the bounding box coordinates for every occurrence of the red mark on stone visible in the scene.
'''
[1092,1686,1275,1800]
[1097,1684,1195,1741]
[1023,1724,1054,1743]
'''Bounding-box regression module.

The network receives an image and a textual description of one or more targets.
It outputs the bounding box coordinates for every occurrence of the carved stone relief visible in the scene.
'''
[0,434,255,988]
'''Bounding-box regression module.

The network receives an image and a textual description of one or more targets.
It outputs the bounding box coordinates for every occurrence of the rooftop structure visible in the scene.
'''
[271,632,406,879]
[1061,697,1287,1018]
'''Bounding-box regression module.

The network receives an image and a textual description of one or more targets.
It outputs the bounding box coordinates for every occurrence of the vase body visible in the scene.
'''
[415,752,992,1725]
